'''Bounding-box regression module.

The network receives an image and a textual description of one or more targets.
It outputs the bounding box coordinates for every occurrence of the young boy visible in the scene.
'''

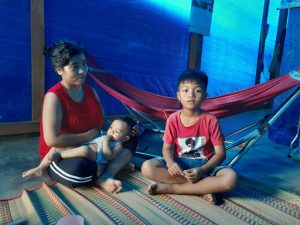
[141,69,237,204]
[22,116,135,178]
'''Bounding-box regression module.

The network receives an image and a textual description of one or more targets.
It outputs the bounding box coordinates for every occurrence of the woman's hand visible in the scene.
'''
[183,167,206,183]
[86,128,99,140]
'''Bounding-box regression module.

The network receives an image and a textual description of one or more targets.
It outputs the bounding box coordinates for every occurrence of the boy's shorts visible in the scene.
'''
[158,158,228,176]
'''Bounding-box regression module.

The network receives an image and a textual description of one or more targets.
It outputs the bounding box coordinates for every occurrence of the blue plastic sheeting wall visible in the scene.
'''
[269,9,300,146]
[0,1,31,123]
[202,0,279,97]
[0,0,282,122]
[44,0,191,115]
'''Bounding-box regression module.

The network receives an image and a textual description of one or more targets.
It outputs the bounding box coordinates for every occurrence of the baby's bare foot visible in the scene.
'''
[22,167,43,178]
[96,178,122,194]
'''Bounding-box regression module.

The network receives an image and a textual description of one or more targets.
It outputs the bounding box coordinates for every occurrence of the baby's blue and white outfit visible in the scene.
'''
[83,130,122,165]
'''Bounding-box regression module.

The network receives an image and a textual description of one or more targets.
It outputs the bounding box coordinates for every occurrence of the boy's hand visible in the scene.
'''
[167,162,184,177]
[183,167,206,183]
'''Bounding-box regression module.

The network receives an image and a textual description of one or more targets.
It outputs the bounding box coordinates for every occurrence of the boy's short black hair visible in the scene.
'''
[177,69,208,92]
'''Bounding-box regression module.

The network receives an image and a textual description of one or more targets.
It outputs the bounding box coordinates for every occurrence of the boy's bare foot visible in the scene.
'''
[22,167,43,178]
[147,183,170,195]
[147,183,158,195]
[96,178,122,194]
[202,193,217,205]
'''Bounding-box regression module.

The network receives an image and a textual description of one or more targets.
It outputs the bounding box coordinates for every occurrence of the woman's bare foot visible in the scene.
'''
[202,193,217,205]
[96,178,122,194]
[22,167,44,178]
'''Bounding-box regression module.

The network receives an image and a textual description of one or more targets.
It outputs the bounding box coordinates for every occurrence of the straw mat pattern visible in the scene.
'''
[1,171,299,225]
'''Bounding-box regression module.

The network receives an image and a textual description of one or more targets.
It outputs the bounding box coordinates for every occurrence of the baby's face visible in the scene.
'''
[107,120,130,141]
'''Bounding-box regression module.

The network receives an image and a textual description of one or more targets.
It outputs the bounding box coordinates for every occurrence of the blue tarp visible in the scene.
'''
[44,0,191,116]
[0,1,31,122]
[269,9,300,146]
[3,0,295,148]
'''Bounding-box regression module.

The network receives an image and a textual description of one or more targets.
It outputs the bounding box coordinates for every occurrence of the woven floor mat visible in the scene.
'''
[1,171,299,225]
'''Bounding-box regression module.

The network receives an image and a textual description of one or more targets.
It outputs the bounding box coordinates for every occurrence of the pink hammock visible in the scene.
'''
[87,57,300,120]
[87,57,300,167]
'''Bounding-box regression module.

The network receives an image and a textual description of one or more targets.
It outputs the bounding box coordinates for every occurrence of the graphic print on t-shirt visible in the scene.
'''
[178,136,206,159]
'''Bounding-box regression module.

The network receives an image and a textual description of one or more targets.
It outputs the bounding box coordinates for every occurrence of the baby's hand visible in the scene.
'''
[103,134,112,141]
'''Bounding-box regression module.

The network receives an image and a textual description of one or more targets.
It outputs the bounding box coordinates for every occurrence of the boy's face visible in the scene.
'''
[177,80,206,110]
[107,120,130,142]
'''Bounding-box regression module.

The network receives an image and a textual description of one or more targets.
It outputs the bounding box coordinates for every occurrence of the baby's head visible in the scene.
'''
[107,116,135,142]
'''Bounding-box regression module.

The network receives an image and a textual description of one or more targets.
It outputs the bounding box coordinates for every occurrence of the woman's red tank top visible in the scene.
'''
[38,83,104,158]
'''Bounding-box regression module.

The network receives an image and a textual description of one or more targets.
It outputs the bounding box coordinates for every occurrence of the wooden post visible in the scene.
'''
[188,33,203,69]
[269,9,288,80]
[31,0,45,120]
[0,0,44,136]
[255,0,270,85]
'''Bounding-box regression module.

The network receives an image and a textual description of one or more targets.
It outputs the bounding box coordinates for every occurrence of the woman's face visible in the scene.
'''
[56,53,88,87]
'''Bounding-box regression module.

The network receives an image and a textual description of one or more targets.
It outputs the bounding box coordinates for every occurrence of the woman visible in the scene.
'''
[31,39,139,193]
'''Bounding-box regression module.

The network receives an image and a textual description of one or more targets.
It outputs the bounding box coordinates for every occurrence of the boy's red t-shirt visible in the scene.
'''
[163,110,224,160]
[38,82,104,159]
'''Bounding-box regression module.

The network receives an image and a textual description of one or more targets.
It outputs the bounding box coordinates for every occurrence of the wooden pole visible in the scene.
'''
[255,0,270,85]
[31,0,45,121]
[188,33,203,69]
[0,0,44,136]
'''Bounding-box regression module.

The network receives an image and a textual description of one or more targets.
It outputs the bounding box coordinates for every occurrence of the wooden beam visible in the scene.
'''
[188,33,203,69]
[255,0,270,85]
[269,9,288,80]
[0,0,45,137]
[31,0,45,120]
[0,121,40,136]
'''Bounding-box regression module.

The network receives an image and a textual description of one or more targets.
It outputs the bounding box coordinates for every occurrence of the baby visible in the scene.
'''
[22,116,135,178]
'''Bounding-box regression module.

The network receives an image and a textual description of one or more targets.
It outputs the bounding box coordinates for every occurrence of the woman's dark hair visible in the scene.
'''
[44,39,87,69]
[177,68,208,92]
